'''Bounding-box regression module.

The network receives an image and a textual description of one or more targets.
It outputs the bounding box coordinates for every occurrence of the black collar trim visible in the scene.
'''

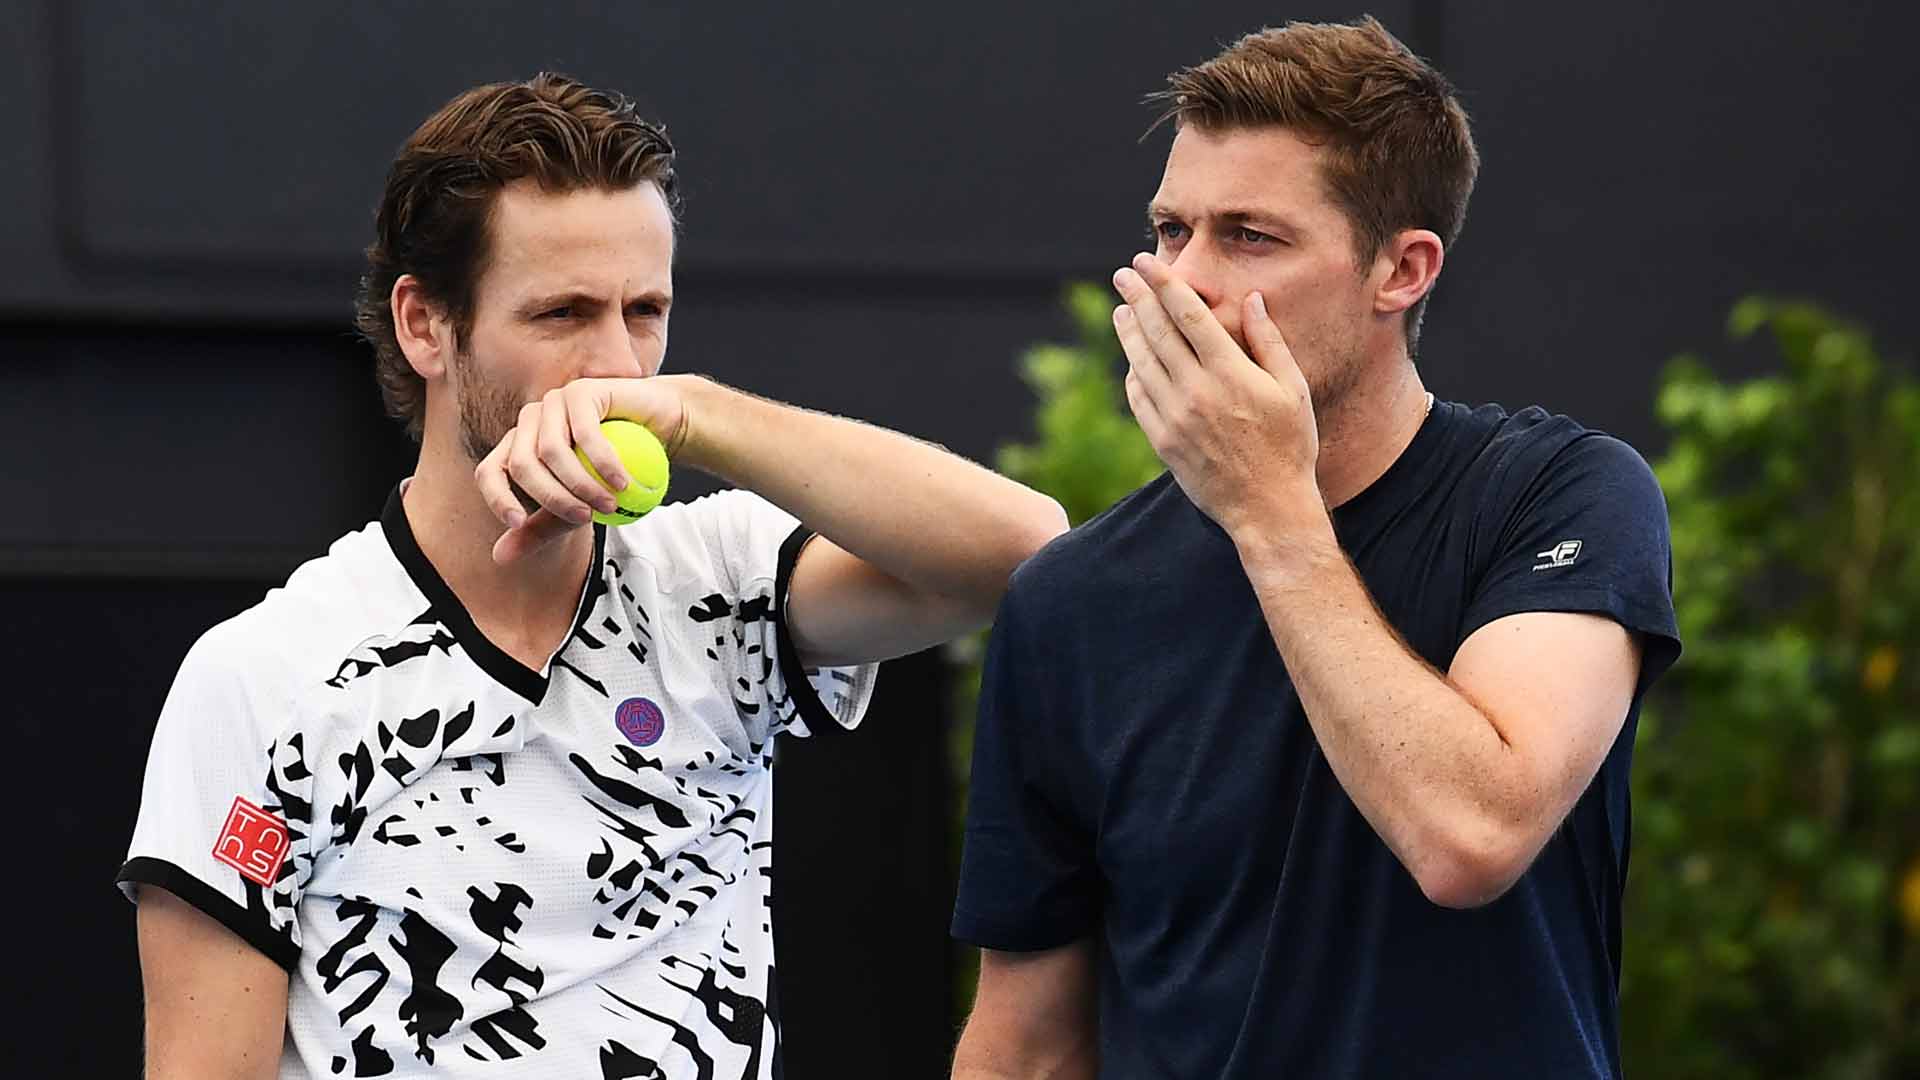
[380,485,605,704]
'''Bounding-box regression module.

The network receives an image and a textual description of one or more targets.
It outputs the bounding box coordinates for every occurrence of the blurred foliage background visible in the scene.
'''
[950,288,1920,1075]
[1623,299,1920,1078]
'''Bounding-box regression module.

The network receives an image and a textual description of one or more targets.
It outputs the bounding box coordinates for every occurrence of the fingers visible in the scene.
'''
[492,508,575,565]
[567,387,628,494]
[1113,303,1176,406]
[474,432,528,531]
[1111,267,1193,379]
[535,389,618,517]
[477,388,620,532]
[1123,369,1167,449]
[1119,253,1242,367]
[501,401,590,526]
[1242,291,1306,391]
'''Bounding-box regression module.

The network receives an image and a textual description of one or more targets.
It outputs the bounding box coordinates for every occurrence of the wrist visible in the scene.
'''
[1227,488,1342,591]
[663,375,736,475]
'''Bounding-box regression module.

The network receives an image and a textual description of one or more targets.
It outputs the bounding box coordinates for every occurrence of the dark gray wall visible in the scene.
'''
[1426,2,1919,413]
[4,1,1914,569]
[2,2,1915,1077]
[0,0,1411,571]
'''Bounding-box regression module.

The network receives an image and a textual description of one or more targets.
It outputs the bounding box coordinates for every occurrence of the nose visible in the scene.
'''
[580,312,652,380]
[1165,240,1228,315]
[1164,239,1245,346]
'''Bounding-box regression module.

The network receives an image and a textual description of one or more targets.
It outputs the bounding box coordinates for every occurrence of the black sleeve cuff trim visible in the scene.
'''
[774,525,848,740]
[117,857,299,973]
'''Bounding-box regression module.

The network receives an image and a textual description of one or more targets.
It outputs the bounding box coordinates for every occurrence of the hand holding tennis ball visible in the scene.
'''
[577,419,671,525]
[479,378,690,563]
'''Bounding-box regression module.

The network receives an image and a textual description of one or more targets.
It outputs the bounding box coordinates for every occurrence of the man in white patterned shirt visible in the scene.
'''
[118,72,1066,1079]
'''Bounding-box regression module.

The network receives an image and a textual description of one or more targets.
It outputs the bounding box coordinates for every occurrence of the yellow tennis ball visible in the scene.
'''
[576,419,670,525]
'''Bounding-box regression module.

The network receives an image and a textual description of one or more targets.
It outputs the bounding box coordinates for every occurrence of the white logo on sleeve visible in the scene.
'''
[1532,540,1583,571]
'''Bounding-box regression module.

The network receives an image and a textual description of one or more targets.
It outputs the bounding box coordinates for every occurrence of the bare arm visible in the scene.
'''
[682,379,1066,665]
[137,886,288,1080]
[953,941,1098,1079]
[478,375,1068,666]
[1235,531,1642,907]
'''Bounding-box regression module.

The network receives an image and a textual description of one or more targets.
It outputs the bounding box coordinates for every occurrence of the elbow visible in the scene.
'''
[1020,496,1071,558]
[993,496,1069,582]
[956,497,1070,629]
[1408,821,1538,910]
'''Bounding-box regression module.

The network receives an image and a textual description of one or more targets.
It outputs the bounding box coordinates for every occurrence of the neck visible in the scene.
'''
[401,431,595,643]
[1313,353,1430,510]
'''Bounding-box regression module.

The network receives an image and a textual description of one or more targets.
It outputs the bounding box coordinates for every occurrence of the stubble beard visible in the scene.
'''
[452,346,529,467]
[1295,324,1370,421]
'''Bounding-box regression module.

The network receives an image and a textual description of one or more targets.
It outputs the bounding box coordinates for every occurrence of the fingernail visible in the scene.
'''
[570,506,593,525]
[505,509,525,530]
[1112,267,1131,290]
[1251,291,1268,317]
[1113,304,1133,325]
[1133,252,1153,270]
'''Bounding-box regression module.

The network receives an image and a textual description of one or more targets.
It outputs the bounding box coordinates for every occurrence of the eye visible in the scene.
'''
[626,302,664,319]
[1235,227,1276,246]
[1151,221,1189,243]
[539,306,573,320]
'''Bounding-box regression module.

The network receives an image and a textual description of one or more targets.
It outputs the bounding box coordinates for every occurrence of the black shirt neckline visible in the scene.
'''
[380,485,607,704]
[1330,397,1460,533]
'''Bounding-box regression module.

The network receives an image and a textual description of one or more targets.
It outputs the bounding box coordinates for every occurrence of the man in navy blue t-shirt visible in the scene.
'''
[951,17,1680,1080]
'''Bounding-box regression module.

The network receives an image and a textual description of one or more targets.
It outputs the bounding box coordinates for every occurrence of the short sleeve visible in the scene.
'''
[1461,433,1681,688]
[952,573,1100,951]
[695,490,878,740]
[115,624,312,971]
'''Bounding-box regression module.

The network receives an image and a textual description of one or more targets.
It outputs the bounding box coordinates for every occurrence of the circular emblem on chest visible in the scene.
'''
[614,697,666,747]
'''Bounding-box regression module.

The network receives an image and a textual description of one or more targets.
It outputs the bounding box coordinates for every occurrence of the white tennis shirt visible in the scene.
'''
[118,486,876,1078]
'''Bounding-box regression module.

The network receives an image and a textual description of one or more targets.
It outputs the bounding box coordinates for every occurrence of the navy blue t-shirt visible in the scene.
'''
[953,401,1681,1078]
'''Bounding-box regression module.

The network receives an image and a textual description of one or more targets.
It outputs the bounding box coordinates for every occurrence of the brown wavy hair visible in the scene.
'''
[353,73,679,440]
[1149,17,1478,355]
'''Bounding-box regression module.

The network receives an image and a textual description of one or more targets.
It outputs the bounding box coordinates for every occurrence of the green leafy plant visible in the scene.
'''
[1622,299,1920,1078]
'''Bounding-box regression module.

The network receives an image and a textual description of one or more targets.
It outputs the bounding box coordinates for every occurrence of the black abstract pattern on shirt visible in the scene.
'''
[235,496,867,1078]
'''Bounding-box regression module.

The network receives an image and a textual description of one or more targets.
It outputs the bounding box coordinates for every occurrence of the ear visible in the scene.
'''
[391,274,454,380]
[1371,228,1445,317]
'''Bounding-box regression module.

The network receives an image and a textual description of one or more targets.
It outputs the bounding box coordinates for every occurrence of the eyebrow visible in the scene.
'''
[515,288,673,317]
[1147,205,1300,234]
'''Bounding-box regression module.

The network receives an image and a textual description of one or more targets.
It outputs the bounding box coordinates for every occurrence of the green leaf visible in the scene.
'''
[1728,296,1773,339]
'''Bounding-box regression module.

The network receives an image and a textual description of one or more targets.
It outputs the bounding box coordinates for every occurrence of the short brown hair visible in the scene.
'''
[354,73,679,439]
[1149,17,1478,354]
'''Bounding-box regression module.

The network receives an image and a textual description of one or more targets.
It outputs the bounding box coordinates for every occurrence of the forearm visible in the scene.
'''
[679,378,1067,600]
[952,1047,1097,1080]
[953,992,1098,1080]
[1232,504,1534,906]
[139,889,288,1079]
[954,1014,1099,1079]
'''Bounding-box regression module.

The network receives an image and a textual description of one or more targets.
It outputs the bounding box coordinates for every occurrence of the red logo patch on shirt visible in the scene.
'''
[212,796,290,887]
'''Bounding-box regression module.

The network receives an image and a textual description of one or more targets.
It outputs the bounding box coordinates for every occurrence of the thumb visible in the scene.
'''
[492,508,581,565]
[1243,291,1300,381]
